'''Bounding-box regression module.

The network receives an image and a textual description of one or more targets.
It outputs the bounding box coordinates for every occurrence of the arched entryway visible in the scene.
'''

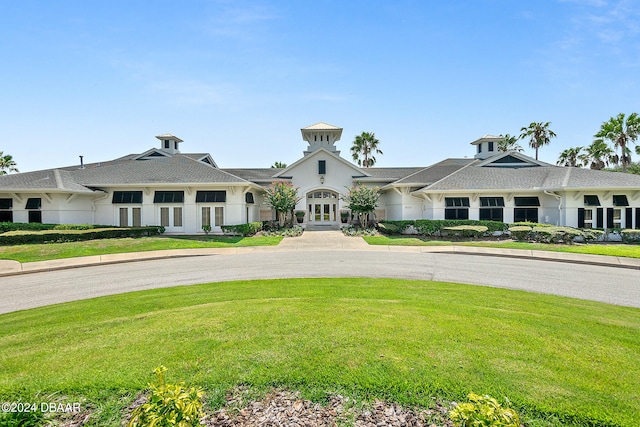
[307,190,339,225]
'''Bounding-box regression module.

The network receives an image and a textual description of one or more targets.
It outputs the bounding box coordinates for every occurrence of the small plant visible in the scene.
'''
[449,393,520,427]
[202,224,212,235]
[128,365,204,427]
[294,210,305,223]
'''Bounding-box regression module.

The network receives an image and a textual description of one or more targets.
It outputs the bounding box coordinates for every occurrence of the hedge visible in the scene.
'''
[378,220,508,236]
[441,225,489,239]
[508,225,602,244]
[0,222,111,233]
[221,222,263,236]
[0,226,164,245]
[621,229,640,244]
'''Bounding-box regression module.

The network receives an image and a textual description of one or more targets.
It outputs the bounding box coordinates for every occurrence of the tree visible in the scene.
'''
[263,181,301,227]
[351,132,383,167]
[271,161,287,168]
[578,140,618,170]
[605,161,640,175]
[0,151,19,175]
[556,146,583,167]
[497,134,524,152]
[594,113,640,173]
[341,183,380,228]
[519,122,557,160]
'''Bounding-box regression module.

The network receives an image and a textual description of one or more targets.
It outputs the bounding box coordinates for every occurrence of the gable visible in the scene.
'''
[476,151,548,168]
[273,148,369,179]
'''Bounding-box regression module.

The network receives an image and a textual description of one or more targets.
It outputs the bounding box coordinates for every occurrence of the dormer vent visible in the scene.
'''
[470,134,502,160]
[156,133,183,155]
[301,122,343,156]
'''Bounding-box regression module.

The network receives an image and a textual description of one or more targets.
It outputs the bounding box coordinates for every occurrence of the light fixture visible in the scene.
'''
[320,175,325,184]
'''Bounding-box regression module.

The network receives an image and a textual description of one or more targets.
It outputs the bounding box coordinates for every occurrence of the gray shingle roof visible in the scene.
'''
[221,168,281,182]
[393,158,477,185]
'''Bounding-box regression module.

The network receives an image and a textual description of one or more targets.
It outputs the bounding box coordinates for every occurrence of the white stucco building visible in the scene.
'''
[1,122,640,233]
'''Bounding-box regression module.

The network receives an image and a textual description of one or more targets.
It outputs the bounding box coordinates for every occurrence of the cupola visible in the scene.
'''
[301,122,343,156]
[156,134,183,154]
[470,134,502,160]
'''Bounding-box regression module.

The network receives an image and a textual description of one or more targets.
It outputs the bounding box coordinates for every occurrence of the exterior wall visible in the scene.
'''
[0,192,95,225]
[564,190,640,229]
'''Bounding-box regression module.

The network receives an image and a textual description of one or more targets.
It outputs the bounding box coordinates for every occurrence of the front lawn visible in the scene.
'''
[364,235,640,258]
[1,278,639,426]
[0,235,282,263]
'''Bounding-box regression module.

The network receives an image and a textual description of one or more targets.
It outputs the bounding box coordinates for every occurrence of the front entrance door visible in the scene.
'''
[307,190,338,224]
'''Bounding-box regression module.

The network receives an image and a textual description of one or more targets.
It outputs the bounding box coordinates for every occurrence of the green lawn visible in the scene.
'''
[1,278,638,426]
[364,235,640,258]
[0,235,282,263]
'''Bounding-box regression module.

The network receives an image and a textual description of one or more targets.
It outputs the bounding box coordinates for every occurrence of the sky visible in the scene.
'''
[2,0,639,172]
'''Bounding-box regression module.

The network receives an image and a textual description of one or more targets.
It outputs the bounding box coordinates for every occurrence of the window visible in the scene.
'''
[488,141,494,152]
[245,192,254,204]
[480,208,503,222]
[318,160,326,175]
[154,191,184,203]
[196,191,226,203]
[514,208,538,223]
[514,197,540,207]
[132,208,141,227]
[445,197,470,207]
[477,144,482,153]
[613,195,629,206]
[445,208,469,220]
[28,211,42,223]
[112,191,143,204]
[164,140,170,149]
[0,198,12,222]
[119,208,129,227]
[173,207,183,227]
[612,208,621,228]
[578,208,594,228]
[215,207,224,226]
[584,195,600,206]
[202,207,211,227]
[160,207,169,227]
[480,197,504,207]
[25,198,41,210]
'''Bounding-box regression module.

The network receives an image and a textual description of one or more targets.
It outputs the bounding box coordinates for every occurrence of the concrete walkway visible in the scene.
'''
[1,230,639,277]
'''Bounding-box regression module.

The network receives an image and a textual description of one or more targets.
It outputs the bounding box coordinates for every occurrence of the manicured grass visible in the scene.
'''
[1,278,639,426]
[0,235,282,263]
[364,235,640,258]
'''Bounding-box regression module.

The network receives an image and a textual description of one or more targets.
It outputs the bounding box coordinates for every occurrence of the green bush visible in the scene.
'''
[52,224,96,230]
[0,222,56,233]
[415,220,507,236]
[221,222,262,236]
[621,229,640,244]
[449,393,520,427]
[128,366,204,427]
[507,225,532,241]
[377,222,401,234]
[509,225,594,244]
[441,225,488,239]
[262,225,303,237]
[0,226,164,245]
[377,220,416,234]
[342,225,377,236]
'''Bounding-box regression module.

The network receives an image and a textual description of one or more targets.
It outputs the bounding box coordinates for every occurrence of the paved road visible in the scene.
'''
[2,250,639,314]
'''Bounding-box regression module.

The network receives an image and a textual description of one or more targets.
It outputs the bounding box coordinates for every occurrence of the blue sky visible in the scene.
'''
[2,0,639,172]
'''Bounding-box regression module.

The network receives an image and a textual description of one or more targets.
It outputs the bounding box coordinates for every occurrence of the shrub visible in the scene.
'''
[0,226,164,245]
[449,393,520,427]
[415,220,507,236]
[441,225,488,239]
[621,229,640,244]
[221,222,262,236]
[52,224,95,230]
[377,220,415,234]
[128,366,204,427]
[507,225,532,241]
[342,225,377,236]
[262,225,303,237]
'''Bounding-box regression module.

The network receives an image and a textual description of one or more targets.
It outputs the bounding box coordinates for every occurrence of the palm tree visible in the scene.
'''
[271,161,287,168]
[519,122,557,160]
[351,132,383,167]
[578,140,618,170]
[594,113,640,173]
[497,134,524,152]
[0,151,19,175]
[556,147,583,167]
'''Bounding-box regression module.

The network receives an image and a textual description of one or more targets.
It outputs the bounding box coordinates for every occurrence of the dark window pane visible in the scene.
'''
[445,208,469,220]
[245,192,254,204]
[596,208,604,228]
[584,195,600,206]
[318,160,326,175]
[0,211,13,222]
[154,191,184,203]
[514,197,540,207]
[25,198,41,210]
[195,191,226,203]
[28,210,42,223]
[0,198,12,209]
[479,208,503,222]
[480,197,504,207]
[578,208,585,228]
[112,191,143,204]
[514,208,538,223]
[607,208,614,228]
[445,197,470,207]
[613,195,629,206]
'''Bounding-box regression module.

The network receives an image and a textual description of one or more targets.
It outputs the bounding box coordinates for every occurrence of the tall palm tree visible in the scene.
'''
[351,132,383,167]
[497,134,524,152]
[578,140,618,170]
[0,151,19,175]
[556,147,583,167]
[519,122,557,160]
[594,112,640,173]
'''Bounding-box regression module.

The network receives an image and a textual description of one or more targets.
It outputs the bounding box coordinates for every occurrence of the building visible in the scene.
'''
[1,122,640,233]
